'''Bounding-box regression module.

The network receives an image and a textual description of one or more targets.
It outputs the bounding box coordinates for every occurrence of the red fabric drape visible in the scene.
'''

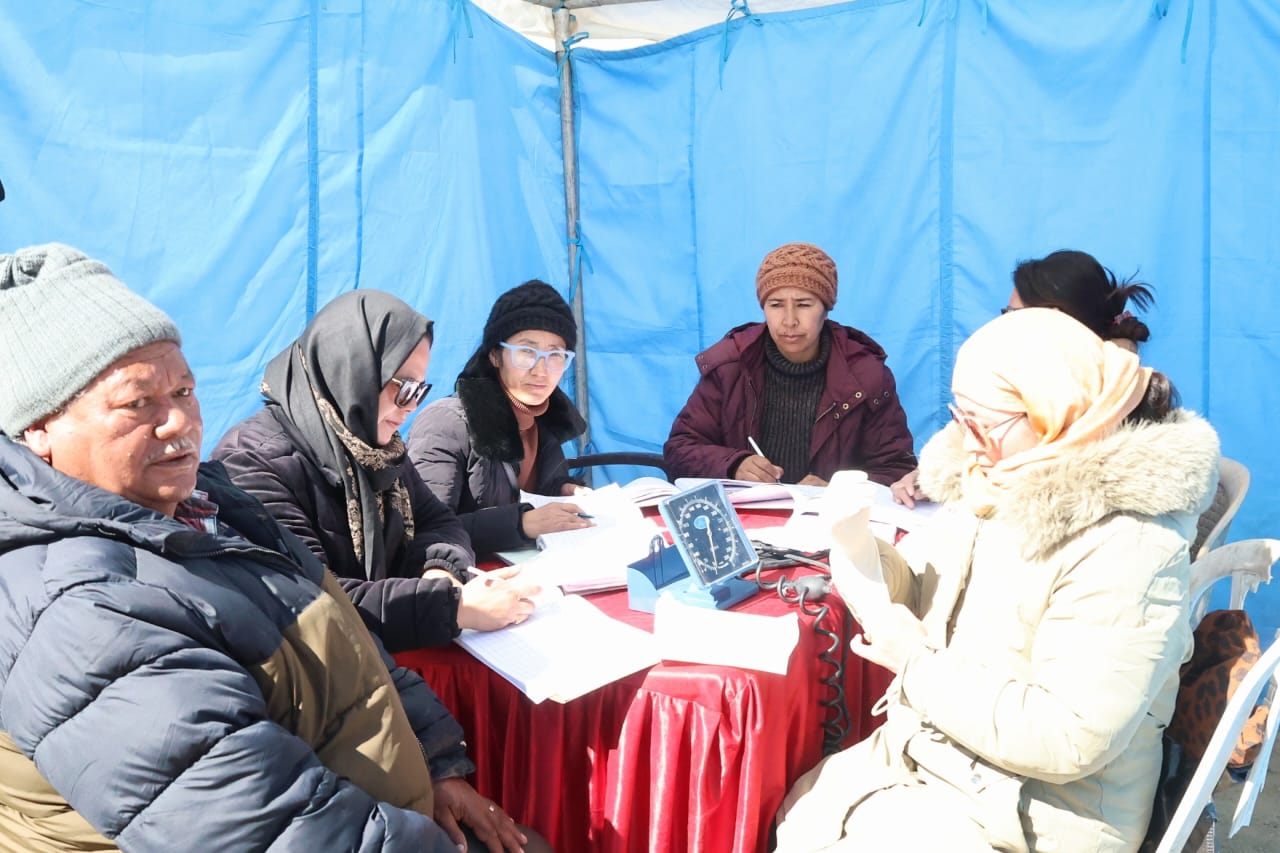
[395,571,892,852]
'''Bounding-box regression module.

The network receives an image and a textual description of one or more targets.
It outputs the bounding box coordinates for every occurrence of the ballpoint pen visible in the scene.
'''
[746,436,782,484]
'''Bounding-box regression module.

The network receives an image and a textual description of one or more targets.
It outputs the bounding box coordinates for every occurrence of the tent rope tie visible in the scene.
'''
[719,0,764,89]
[568,227,593,302]
[558,31,589,80]
[1179,0,1195,64]
[447,0,473,63]
[917,0,959,27]
[1152,0,1196,63]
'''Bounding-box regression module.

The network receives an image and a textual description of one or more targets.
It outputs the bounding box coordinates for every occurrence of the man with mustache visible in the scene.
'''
[0,244,497,851]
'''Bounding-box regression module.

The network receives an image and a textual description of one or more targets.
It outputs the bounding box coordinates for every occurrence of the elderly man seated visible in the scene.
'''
[0,244,538,852]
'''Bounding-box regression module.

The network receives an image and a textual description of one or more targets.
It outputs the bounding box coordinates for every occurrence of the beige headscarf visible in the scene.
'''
[951,307,1152,516]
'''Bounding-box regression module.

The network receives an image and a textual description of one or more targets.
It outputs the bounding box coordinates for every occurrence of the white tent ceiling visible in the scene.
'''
[473,0,844,51]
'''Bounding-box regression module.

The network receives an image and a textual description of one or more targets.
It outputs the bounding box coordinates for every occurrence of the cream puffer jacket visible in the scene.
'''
[800,410,1219,852]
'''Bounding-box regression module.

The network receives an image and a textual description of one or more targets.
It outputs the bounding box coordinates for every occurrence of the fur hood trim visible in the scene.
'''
[917,410,1220,560]
[455,375,586,462]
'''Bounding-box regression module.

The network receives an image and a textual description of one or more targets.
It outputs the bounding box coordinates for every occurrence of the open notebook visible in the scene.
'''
[518,484,664,593]
[454,589,660,703]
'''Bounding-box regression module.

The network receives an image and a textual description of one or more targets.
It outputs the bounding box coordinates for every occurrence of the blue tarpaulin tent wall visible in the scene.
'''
[2,0,1277,630]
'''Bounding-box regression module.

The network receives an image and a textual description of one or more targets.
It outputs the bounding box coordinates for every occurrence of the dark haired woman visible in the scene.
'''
[893,248,1156,506]
[1008,248,1154,351]
[406,280,592,557]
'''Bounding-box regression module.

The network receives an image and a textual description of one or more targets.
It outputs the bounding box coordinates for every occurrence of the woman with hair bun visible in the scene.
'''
[1007,249,1154,351]
[893,249,1156,506]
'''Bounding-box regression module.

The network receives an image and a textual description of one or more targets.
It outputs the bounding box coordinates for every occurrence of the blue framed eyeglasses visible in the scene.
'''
[499,342,576,373]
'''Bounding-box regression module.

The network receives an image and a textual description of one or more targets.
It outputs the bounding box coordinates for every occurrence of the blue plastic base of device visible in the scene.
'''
[627,539,689,613]
[669,575,759,610]
[627,539,761,613]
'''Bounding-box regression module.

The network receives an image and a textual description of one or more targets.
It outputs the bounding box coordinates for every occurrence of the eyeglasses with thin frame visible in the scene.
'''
[947,403,1026,456]
[389,377,431,409]
[499,341,576,373]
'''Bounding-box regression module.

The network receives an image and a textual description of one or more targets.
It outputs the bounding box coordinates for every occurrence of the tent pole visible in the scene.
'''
[554,6,591,462]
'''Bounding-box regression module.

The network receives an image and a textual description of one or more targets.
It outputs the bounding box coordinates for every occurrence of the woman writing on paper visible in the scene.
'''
[891,248,1155,506]
[776,308,1218,852]
[663,242,917,487]
[212,290,538,653]
[211,290,550,852]
[407,280,592,556]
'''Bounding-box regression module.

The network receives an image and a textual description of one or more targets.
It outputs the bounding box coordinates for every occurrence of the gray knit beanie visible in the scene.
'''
[0,243,181,436]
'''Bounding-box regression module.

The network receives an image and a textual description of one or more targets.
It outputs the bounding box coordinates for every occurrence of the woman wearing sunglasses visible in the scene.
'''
[213,291,550,853]
[407,280,591,556]
[212,290,538,652]
[776,307,1219,852]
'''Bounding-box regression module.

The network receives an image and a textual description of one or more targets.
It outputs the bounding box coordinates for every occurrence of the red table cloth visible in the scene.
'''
[394,514,894,852]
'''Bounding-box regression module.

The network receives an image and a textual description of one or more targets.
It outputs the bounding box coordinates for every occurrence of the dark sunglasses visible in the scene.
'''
[389,377,431,409]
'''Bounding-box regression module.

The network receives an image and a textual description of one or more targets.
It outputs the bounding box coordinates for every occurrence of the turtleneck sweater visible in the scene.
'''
[757,328,830,483]
[504,388,550,491]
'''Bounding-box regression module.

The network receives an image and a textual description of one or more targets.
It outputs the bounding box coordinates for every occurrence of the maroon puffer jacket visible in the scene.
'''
[663,321,916,486]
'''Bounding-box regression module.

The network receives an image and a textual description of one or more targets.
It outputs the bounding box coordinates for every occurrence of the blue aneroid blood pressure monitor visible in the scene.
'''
[654,480,760,609]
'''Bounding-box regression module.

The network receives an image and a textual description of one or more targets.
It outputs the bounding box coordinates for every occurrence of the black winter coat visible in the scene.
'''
[212,405,474,652]
[406,377,586,556]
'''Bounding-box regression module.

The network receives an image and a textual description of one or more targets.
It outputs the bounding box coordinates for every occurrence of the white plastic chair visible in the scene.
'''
[1193,458,1251,562]
[1155,633,1280,853]
[1188,539,1280,626]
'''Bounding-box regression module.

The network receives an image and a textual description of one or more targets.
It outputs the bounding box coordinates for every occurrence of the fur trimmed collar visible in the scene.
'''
[455,375,586,462]
[917,410,1220,560]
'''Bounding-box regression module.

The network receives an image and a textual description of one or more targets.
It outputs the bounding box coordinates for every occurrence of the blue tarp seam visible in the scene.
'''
[449,0,474,63]
[306,0,320,321]
[354,3,366,292]
[687,60,704,351]
[1200,0,1216,415]
[937,10,957,432]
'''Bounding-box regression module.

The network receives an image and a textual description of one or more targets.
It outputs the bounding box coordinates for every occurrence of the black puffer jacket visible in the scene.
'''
[212,405,474,652]
[406,377,585,555]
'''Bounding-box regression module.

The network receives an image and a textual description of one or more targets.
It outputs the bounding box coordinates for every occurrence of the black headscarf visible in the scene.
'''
[261,290,432,579]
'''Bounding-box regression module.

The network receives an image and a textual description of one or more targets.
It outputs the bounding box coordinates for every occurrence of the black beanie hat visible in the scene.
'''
[482,279,577,352]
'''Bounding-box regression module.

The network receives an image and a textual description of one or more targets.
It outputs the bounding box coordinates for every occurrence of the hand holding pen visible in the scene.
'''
[519,501,595,539]
[736,436,784,483]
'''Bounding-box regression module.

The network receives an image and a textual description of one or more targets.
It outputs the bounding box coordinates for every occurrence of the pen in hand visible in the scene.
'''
[746,436,783,484]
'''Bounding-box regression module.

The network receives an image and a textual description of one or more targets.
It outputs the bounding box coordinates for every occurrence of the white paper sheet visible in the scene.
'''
[455,594,660,703]
[653,594,798,675]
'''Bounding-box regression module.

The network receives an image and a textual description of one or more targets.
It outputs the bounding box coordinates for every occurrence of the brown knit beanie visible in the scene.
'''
[755,242,838,310]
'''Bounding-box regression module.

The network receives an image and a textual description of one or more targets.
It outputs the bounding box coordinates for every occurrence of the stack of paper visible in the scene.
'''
[455,592,660,703]
[618,476,679,507]
[521,484,664,593]
[672,478,825,509]
[749,479,941,553]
